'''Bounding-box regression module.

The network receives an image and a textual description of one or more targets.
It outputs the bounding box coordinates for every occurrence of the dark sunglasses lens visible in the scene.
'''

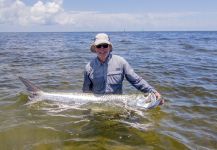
[96,44,108,48]
[102,44,108,48]
[96,45,101,48]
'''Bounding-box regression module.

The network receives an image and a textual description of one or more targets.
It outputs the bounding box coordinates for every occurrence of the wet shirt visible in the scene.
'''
[82,54,156,94]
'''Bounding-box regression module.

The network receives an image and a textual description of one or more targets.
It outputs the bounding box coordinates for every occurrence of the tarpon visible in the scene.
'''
[19,77,162,109]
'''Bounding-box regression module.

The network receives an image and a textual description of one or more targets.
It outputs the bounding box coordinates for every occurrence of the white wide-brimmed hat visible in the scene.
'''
[90,33,113,52]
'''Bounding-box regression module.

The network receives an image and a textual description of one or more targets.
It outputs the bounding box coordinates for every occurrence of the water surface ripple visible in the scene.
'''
[0,32,217,150]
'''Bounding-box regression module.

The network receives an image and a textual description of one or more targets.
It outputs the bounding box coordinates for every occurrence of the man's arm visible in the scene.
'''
[122,58,163,102]
[122,58,156,93]
[82,65,93,93]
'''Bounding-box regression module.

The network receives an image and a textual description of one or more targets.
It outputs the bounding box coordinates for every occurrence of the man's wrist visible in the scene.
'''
[149,89,157,93]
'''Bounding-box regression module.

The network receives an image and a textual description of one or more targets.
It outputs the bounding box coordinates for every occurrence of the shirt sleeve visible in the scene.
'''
[82,64,93,93]
[122,58,156,93]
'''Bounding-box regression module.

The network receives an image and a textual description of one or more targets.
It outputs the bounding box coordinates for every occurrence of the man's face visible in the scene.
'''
[95,43,111,62]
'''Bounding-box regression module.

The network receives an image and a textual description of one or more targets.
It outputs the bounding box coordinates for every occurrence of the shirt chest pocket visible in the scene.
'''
[107,71,123,84]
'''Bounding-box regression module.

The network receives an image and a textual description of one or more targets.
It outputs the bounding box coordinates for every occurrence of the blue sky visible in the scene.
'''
[0,0,217,32]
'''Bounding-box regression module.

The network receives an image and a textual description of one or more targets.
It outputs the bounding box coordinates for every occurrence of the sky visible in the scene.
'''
[0,0,217,32]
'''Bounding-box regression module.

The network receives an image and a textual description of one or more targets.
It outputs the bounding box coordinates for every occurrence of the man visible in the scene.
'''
[82,33,163,103]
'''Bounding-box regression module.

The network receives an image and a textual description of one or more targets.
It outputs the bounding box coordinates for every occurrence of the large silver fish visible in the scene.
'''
[19,77,162,109]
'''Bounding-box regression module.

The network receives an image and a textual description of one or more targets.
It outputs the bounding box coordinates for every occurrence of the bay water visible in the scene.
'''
[0,32,217,150]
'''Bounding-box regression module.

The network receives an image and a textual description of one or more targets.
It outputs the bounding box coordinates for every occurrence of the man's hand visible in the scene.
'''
[154,91,164,105]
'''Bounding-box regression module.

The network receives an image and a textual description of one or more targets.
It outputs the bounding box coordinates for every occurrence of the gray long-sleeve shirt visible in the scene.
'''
[82,54,156,94]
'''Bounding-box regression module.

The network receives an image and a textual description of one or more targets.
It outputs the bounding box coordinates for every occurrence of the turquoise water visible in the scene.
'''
[0,32,217,150]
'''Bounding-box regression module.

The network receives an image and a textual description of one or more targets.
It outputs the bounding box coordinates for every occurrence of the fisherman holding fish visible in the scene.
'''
[83,33,164,104]
[18,33,163,108]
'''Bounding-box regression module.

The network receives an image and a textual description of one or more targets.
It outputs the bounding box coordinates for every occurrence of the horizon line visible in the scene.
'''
[0,30,217,33]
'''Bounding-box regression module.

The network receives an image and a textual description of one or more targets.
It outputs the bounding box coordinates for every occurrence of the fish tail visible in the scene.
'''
[19,76,41,92]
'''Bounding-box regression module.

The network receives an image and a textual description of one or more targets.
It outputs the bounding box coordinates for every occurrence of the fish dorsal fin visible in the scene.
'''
[19,77,41,92]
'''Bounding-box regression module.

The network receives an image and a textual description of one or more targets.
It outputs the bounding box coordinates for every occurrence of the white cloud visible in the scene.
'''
[0,0,68,25]
[29,1,64,24]
[0,0,217,31]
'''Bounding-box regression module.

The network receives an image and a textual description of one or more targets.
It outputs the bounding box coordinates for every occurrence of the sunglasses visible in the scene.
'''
[96,44,109,49]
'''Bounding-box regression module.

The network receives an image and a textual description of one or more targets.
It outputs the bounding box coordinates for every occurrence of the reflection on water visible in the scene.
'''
[0,32,217,149]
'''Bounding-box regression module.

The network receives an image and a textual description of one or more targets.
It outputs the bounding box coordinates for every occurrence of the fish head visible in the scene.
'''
[135,93,160,109]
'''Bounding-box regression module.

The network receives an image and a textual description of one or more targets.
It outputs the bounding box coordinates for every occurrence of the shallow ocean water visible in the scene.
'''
[0,32,217,150]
